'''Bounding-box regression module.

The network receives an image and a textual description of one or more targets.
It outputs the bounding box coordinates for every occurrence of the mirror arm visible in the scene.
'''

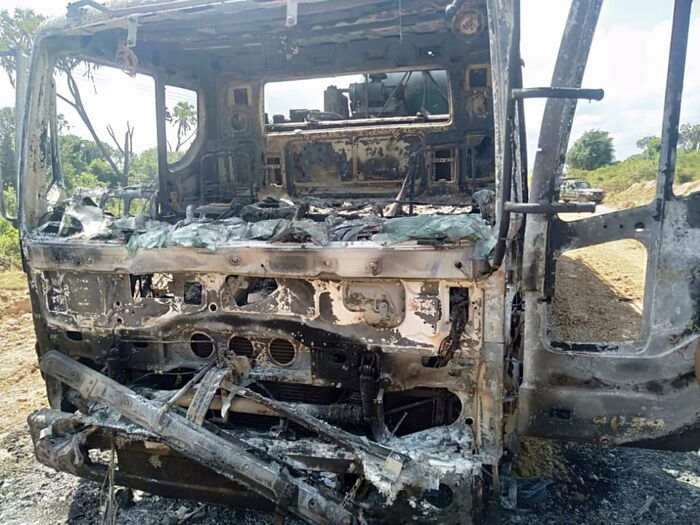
[0,166,18,228]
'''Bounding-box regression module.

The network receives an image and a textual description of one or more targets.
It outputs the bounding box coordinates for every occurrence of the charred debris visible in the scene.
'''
[17,1,511,522]
[36,189,496,251]
[17,0,700,524]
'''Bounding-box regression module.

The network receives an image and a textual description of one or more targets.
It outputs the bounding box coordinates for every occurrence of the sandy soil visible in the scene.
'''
[0,247,698,525]
[608,179,700,210]
[0,284,45,437]
[553,238,646,341]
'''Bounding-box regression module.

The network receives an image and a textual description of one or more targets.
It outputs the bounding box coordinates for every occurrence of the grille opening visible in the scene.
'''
[331,353,347,364]
[190,333,215,359]
[66,331,83,341]
[435,149,453,159]
[242,278,278,306]
[468,67,488,88]
[130,273,174,299]
[269,339,296,365]
[383,388,461,436]
[229,336,254,358]
[128,367,196,390]
[432,149,455,182]
[434,162,452,181]
[423,483,454,509]
[254,382,342,405]
[184,281,203,305]
[233,88,249,105]
[264,157,283,186]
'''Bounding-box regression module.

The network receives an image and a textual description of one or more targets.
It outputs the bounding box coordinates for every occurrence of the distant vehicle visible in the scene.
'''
[560,177,605,203]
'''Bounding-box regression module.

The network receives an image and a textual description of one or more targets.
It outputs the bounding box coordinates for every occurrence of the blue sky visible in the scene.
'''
[520,1,700,163]
[0,0,698,165]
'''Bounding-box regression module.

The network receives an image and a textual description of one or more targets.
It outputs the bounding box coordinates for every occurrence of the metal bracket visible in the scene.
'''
[155,361,214,431]
[286,0,299,27]
[445,0,467,17]
[511,87,604,101]
[504,202,596,214]
[67,1,115,19]
[0,167,18,227]
[126,15,139,48]
[186,366,228,426]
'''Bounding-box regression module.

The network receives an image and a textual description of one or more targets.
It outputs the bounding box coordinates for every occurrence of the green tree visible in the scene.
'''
[58,134,121,191]
[0,188,19,268]
[0,8,45,86]
[0,106,16,190]
[636,135,662,161]
[130,148,159,185]
[2,8,135,185]
[679,123,700,153]
[171,101,197,152]
[566,129,615,171]
[130,147,183,185]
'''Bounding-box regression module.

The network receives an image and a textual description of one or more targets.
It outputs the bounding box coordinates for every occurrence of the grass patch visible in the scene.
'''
[570,149,700,197]
[0,271,26,291]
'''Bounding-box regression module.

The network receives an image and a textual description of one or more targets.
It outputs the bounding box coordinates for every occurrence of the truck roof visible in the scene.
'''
[40,0,476,49]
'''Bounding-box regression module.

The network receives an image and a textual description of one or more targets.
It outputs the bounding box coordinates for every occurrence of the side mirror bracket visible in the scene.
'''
[0,170,18,227]
[0,49,29,229]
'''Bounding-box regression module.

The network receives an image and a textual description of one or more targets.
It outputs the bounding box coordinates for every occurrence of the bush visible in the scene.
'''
[566,129,615,171]
[676,170,694,184]
[0,187,20,269]
[570,149,700,194]
[0,218,20,269]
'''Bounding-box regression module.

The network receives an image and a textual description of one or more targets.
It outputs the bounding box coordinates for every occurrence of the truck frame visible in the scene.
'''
[0,0,698,523]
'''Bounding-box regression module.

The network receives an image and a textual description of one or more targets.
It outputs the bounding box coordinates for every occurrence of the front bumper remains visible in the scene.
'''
[29,351,481,524]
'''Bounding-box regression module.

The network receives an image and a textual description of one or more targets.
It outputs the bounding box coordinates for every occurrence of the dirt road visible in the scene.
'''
[0,244,698,524]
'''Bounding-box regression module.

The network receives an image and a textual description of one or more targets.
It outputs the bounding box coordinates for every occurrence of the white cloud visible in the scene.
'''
[0,2,76,125]
[55,65,160,153]
[5,1,65,17]
[522,1,700,165]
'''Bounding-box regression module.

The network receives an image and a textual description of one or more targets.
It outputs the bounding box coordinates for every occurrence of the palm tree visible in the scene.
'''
[171,101,197,152]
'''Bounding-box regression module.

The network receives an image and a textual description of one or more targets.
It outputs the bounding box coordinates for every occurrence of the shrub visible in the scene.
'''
[0,188,20,269]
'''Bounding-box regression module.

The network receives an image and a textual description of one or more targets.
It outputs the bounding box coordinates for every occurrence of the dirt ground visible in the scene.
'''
[553,238,646,342]
[1,228,699,524]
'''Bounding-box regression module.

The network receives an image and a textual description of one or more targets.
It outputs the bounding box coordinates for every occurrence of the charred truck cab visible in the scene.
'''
[4,0,699,523]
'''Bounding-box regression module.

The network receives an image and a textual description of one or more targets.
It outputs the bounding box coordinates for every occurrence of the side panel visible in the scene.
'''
[519,0,700,450]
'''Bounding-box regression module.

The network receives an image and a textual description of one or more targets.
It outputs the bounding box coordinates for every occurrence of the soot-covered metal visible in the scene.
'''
[11,0,700,524]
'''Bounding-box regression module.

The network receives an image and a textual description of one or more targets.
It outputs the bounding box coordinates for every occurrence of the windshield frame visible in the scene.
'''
[263,67,455,135]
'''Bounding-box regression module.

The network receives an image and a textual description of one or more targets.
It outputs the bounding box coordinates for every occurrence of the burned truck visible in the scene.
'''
[1,0,699,523]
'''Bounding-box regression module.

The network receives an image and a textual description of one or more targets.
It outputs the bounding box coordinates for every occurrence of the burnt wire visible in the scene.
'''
[128,369,197,387]
[100,437,118,525]
[437,289,470,366]
[406,147,425,216]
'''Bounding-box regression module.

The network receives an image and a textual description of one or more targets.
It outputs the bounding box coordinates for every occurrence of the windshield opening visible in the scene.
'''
[22,35,495,249]
[264,69,451,132]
